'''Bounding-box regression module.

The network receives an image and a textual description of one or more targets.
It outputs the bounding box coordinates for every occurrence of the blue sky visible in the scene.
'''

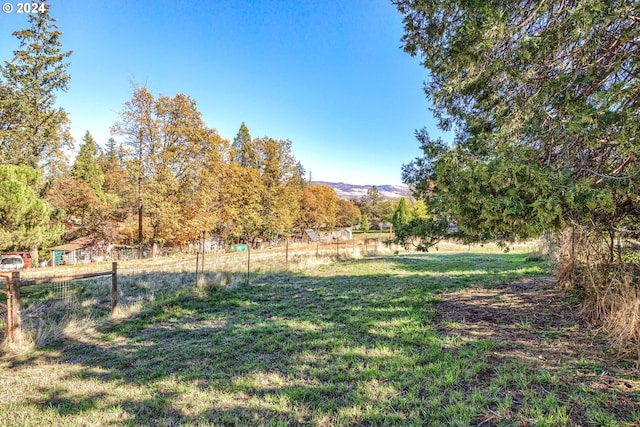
[1,0,446,185]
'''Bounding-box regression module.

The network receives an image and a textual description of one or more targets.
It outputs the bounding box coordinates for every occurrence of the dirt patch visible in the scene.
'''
[434,277,639,424]
[434,278,603,365]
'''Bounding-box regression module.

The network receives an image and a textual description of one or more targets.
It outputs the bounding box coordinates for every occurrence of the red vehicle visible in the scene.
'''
[2,252,32,268]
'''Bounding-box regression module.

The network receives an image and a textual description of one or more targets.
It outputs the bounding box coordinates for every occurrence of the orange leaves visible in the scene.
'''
[298,183,339,230]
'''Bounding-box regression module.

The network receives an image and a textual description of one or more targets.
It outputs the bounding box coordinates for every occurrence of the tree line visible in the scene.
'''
[0,4,412,261]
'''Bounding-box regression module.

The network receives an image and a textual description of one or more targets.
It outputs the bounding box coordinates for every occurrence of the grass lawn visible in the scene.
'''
[1,248,638,426]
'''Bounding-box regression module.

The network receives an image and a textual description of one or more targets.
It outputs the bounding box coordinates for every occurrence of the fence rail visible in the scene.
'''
[2,263,118,343]
[20,269,116,287]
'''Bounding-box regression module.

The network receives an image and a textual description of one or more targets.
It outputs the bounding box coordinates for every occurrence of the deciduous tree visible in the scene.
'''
[112,88,228,252]
[298,183,339,230]
[359,186,384,222]
[336,199,361,228]
[46,177,114,241]
[218,161,264,240]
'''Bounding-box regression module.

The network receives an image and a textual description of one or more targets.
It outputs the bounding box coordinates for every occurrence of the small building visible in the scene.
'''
[305,229,321,242]
[50,237,96,266]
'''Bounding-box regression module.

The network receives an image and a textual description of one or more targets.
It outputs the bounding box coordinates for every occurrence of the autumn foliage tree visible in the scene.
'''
[112,88,229,252]
[336,199,361,228]
[298,183,339,231]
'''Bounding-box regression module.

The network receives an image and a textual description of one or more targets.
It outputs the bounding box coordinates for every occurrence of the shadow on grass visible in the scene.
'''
[2,252,638,426]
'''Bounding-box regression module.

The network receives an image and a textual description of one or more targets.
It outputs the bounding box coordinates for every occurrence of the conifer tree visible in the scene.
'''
[395,0,639,244]
[0,1,73,174]
[72,131,105,198]
[232,122,260,168]
[360,214,370,234]
[256,137,301,237]
[391,198,411,230]
[0,165,62,255]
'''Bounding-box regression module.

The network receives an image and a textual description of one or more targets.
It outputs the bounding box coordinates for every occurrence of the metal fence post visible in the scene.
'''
[111,262,118,315]
[10,271,21,342]
[201,231,205,274]
[247,244,251,284]
[195,251,200,286]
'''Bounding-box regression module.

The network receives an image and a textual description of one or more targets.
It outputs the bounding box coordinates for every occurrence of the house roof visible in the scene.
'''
[50,237,94,252]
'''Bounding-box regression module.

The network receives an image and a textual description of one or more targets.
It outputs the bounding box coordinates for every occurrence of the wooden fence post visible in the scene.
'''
[111,262,118,315]
[10,271,21,342]
[2,275,12,342]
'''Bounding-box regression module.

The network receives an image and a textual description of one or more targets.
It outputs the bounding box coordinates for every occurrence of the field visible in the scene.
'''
[1,245,639,426]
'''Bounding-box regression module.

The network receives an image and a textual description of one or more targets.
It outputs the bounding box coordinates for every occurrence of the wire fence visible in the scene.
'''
[5,237,394,345]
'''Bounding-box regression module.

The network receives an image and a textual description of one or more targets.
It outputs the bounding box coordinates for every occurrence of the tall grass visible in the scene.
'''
[555,225,640,359]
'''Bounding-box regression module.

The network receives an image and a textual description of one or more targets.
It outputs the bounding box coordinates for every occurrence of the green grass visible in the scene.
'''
[1,249,638,426]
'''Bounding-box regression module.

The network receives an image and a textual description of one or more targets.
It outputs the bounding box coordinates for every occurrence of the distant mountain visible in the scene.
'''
[311,181,410,200]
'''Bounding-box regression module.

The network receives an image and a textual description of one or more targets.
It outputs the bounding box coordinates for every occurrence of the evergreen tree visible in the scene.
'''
[0,165,62,255]
[72,131,105,198]
[0,1,73,174]
[360,214,370,234]
[256,137,301,237]
[295,161,307,188]
[232,122,259,168]
[395,0,639,244]
[105,138,118,163]
[391,198,411,229]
